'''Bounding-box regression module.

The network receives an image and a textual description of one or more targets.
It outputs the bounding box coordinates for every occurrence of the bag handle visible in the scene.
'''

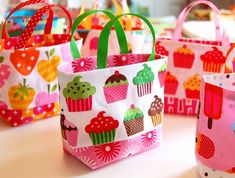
[15,4,72,49]
[97,13,156,69]
[172,0,229,46]
[5,8,54,35]
[1,0,53,39]
[70,9,129,60]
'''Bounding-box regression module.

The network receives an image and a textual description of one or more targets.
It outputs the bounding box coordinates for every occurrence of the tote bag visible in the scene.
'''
[0,0,82,126]
[58,11,168,169]
[156,0,231,116]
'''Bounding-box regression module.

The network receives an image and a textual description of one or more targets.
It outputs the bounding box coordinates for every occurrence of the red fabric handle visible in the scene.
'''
[2,0,47,40]
[15,4,72,49]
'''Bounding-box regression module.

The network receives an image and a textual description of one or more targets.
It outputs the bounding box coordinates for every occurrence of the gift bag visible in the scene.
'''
[58,11,168,169]
[77,0,145,57]
[0,0,82,127]
[196,72,235,178]
[156,0,231,115]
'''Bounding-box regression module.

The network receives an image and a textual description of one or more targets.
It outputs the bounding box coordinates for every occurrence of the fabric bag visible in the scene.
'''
[156,0,231,115]
[77,0,145,57]
[58,10,168,169]
[196,71,235,177]
[0,0,82,127]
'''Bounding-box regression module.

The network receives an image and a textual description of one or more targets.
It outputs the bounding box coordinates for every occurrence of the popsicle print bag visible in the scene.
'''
[0,0,82,126]
[58,11,168,169]
[196,72,235,178]
[156,0,231,115]
[77,0,145,57]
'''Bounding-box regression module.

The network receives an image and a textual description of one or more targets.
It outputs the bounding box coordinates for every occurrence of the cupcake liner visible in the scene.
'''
[65,96,92,112]
[185,89,200,99]
[89,129,116,145]
[158,72,166,88]
[65,130,78,147]
[103,84,128,104]
[137,82,153,97]
[203,62,223,73]
[151,113,162,127]
[173,53,195,68]
[124,117,144,136]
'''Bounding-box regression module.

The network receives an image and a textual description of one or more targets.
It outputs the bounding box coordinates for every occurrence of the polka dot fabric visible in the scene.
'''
[196,73,235,178]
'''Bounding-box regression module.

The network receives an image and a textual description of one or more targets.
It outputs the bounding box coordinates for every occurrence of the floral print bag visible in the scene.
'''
[156,0,232,116]
[0,0,82,126]
[58,11,168,169]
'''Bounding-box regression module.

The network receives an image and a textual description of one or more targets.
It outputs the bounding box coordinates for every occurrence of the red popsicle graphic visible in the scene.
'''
[204,83,223,129]
[196,133,215,159]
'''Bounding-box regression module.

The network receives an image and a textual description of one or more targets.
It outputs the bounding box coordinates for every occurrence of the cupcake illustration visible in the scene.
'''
[124,104,144,136]
[156,42,169,56]
[133,64,155,97]
[60,111,78,147]
[200,47,226,72]
[63,76,96,112]
[148,95,164,127]
[173,45,195,69]
[158,63,167,88]
[165,72,179,95]
[183,74,201,99]
[103,71,129,104]
[85,111,119,145]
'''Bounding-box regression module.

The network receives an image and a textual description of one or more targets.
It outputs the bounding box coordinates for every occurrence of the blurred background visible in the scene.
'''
[2,0,235,40]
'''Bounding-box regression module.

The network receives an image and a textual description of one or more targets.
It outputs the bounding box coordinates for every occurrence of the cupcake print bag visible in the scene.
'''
[58,11,168,169]
[196,73,235,178]
[0,0,82,126]
[156,0,232,116]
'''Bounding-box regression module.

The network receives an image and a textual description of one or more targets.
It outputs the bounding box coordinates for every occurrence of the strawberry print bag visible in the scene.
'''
[0,0,82,127]
[58,11,168,169]
[196,73,235,178]
[156,0,232,116]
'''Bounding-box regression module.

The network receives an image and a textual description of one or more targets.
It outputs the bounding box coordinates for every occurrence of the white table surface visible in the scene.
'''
[0,115,201,178]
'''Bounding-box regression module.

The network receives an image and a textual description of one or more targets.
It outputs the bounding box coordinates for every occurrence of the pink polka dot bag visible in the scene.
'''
[57,10,168,169]
[0,0,82,126]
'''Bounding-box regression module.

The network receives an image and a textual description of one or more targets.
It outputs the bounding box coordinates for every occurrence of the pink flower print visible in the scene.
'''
[141,130,158,147]
[72,57,96,72]
[95,142,121,162]
[113,54,135,67]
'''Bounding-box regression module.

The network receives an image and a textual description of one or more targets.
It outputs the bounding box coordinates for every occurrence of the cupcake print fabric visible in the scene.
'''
[156,39,228,116]
[58,54,167,169]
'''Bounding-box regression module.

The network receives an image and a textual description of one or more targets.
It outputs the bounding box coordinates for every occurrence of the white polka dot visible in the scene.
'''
[21,53,26,57]
[105,146,111,152]
[27,66,31,71]
[30,56,35,61]
[17,63,21,68]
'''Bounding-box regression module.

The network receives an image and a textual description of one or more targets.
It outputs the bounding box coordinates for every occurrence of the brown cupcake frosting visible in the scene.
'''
[148,95,163,116]
[105,71,127,85]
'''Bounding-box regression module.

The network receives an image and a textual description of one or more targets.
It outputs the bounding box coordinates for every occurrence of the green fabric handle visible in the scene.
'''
[97,13,156,69]
[70,9,129,59]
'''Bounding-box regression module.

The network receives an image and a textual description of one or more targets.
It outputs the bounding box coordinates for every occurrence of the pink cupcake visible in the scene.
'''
[60,112,78,147]
[103,71,129,104]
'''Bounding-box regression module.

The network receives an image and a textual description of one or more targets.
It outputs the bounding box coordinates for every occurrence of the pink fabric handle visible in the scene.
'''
[2,0,48,40]
[172,0,229,46]
[15,4,72,49]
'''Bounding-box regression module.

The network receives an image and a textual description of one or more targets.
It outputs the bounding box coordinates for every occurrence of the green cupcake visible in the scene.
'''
[133,64,155,97]
[63,76,96,112]
[123,104,144,136]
